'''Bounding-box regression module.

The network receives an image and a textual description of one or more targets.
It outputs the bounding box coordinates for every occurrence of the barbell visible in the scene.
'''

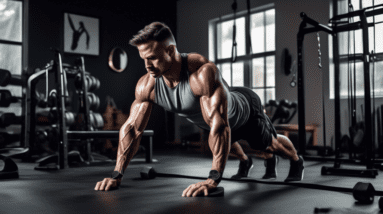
[140,166,382,203]
[140,166,224,197]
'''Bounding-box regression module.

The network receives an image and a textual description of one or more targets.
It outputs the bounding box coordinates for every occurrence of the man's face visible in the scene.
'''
[137,40,172,78]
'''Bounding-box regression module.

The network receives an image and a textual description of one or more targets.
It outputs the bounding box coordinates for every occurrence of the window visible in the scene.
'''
[330,0,383,99]
[0,0,24,115]
[209,4,275,105]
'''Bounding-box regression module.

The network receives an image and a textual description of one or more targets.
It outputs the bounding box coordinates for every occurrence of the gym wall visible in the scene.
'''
[28,0,178,148]
[176,0,331,148]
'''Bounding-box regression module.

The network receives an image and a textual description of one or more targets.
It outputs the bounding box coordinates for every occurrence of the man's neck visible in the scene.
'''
[162,53,182,88]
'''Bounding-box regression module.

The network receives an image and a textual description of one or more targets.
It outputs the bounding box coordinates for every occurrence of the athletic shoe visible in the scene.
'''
[231,157,253,179]
[262,155,278,179]
[284,156,304,182]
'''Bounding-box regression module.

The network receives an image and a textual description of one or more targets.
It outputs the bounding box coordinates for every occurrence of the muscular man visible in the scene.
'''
[95,22,304,197]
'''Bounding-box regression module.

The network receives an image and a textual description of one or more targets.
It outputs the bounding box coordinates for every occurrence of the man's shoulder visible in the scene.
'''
[187,53,210,73]
[136,73,155,101]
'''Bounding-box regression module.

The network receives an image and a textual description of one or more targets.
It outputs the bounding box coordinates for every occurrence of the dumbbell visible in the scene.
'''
[35,129,57,153]
[0,69,23,87]
[140,166,225,197]
[266,100,279,108]
[87,93,100,111]
[279,99,297,109]
[51,110,75,126]
[37,109,75,126]
[0,113,22,127]
[0,90,22,107]
[34,90,71,108]
[90,112,104,129]
[75,74,100,92]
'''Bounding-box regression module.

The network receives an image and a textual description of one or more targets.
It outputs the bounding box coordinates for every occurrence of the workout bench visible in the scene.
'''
[67,130,155,163]
[274,124,318,146]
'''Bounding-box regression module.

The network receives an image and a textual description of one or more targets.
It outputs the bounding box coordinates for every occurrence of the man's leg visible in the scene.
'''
[230,142,253,179]
[265,134,304,182]
[266,134,299,161]
[230,141,248,161]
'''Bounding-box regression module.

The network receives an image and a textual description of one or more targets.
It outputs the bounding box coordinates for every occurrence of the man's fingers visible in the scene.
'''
[182,185,193,197]
[204,188,209,196]
[105,180,116,191]
[100,180,108,191]
[186,186,198,197]
[95,182,101,191]
[192,186,206,197]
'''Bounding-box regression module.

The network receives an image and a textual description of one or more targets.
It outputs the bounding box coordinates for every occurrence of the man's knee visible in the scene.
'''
[268,136,279,151]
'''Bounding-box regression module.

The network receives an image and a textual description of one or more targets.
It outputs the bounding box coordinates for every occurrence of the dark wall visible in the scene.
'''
[28,0,177,147]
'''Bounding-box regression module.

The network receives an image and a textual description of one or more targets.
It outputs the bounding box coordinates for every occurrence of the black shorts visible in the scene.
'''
[230,87,277,150]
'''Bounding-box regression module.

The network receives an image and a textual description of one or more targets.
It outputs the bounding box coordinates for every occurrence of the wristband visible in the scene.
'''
[111,171,124,180]
[208,170,222,184]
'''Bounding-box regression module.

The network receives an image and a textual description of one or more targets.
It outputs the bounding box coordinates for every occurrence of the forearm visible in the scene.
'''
[209,125,231,174]
[114,126,143,174]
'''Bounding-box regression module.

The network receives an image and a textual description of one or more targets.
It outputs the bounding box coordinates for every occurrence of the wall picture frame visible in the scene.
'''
[63,13,99,56]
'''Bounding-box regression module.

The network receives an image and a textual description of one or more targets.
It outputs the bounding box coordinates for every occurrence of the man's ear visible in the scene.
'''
[167,45,176,57]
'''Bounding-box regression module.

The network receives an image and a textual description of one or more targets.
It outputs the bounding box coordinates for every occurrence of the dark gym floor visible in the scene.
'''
[1,148,383,214]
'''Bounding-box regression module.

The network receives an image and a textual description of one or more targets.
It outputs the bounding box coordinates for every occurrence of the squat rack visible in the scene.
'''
[297,4,383,177]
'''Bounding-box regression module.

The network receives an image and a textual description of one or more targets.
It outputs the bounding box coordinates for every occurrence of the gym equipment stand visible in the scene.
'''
[297,5,383,177]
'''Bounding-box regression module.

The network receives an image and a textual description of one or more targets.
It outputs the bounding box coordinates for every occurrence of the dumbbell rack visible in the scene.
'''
[75,57,97,163]
[23,48,156,170]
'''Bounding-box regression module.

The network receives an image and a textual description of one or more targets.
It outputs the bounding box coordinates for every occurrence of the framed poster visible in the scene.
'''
[63,13,99,56]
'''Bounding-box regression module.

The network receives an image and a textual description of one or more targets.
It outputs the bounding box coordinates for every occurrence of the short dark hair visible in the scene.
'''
[129,22,175,46]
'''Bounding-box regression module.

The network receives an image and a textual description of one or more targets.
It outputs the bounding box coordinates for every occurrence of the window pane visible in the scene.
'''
[252,57,264,87]
[338,32,349,55]
[253,89,265,105]
[217,17,246,59]
[337,0,349,22]
[376,24,383,53]
[351,0,360,22]
[355,29,363,53]
[369,27,374,52]
[338,62,365,98]
[338,62,349,98]
[266,88,275,104]
[363,0,373,22]
[266,56,275,87]
[236,17,246,57]
[0,44,22,115]
[355,62,365,97]
[221,63,232,86]
[375,0,383,23]
[266,9,275,51]
[375,61,383,97]
[232,62,244,86]
[362,0,373,8]
[251,12,265,54]
[0,1,22,42]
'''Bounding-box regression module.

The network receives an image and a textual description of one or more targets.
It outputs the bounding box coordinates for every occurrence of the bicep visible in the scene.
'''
[200,85,229,130]
[120,99,153,139]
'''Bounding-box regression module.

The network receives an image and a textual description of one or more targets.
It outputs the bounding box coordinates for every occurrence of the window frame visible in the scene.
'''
[330,0,383,99]
[209,3,276,105]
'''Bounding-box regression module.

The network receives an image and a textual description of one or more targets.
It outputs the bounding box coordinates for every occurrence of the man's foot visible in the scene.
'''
[262,155,278,179]
[231,157,253,179]
[284,156,304,182]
